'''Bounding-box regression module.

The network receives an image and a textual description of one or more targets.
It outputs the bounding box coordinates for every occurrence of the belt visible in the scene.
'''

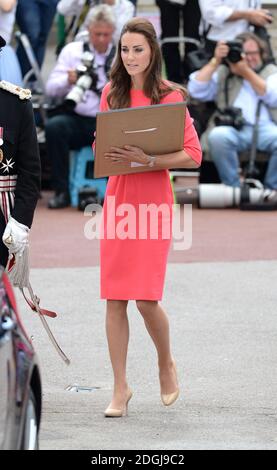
[0,175,17,192]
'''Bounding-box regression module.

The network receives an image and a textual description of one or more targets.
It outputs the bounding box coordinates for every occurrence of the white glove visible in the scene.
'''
[2,217,30,256]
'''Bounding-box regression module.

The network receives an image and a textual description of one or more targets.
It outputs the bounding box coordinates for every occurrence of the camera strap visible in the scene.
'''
[83,42,116,76]
[222,71,247,108]
[223,72,233,107]
[104,45,116,75]
[82,42,116,95]
[56,0,93,55]
[199,20,212,45]
[245,99,263,178]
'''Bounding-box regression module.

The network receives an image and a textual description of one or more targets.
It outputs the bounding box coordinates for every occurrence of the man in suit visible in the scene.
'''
[0,34,41,266]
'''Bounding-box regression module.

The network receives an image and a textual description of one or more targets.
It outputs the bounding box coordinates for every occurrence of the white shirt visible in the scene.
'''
[57,0,86,16]
[0,4,16,44]
[57,0,135,44]
[199,0,261,41]
[188,68,277,125]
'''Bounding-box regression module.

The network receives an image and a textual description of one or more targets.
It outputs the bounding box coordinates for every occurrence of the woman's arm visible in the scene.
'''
[105,107,202,170]
[0,0,16,12]
[152,149,200,169]
[105,146,200,170]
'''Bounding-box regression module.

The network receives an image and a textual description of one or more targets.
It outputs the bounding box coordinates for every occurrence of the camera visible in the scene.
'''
[214,106,245,130]
[198,180,277,211]
[65,49,99,109]
[78,186,102,211]
[226,40,243,63]
[198,181,265,209]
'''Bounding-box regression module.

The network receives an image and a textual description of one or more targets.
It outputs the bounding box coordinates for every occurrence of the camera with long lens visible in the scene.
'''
[179,179,277,211]
[225,40,243,63]
[198,180,265,209]
[64,49,99,109]
[214,106,245,130]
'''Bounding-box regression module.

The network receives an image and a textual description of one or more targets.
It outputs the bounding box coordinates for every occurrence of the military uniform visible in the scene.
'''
[0,80,41,266]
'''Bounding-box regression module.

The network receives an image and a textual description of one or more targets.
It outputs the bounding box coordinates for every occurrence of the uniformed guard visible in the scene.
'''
[0,46,70,365]
[0,34,41,268]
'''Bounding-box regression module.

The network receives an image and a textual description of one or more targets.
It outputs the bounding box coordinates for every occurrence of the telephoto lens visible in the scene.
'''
[199,184,241,208]
[198,181,265,209]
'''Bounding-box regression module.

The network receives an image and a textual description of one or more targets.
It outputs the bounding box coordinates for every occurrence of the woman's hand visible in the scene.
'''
[105,145,150,165]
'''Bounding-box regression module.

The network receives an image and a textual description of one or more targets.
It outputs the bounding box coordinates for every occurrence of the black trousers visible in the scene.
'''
[156,0,201,83]
[45,112,96,193]
[0,210,8,268]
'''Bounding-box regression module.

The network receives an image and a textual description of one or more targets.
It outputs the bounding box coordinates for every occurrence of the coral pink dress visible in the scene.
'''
[98,83,202,300]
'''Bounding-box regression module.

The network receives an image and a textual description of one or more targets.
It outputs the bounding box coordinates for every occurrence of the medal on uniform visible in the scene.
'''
[0,149,3,163]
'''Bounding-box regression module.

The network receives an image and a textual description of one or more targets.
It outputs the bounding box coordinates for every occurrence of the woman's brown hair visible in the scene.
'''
[107,17,187,109]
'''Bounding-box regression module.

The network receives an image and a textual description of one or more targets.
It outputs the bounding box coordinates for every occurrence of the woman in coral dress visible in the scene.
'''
[96,17,202,417]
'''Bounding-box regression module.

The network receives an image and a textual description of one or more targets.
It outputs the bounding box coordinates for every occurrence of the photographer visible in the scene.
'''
[188,32,277,201]
[199,0,274,55]
[45,4,115,209]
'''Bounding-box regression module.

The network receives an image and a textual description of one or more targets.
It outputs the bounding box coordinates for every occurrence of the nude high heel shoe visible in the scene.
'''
[104,389,133,418]
[161,360,179,407]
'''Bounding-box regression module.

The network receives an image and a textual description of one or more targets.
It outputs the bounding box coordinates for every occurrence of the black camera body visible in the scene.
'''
[226,40,243,63]
[78,186,102,211]
[214,106,245,130]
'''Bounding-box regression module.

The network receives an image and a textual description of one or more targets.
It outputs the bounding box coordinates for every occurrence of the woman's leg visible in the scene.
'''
[106,300,130,408]
[136,300,178,395]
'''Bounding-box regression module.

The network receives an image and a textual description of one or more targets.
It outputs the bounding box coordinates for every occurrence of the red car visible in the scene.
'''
[0,268,42,450]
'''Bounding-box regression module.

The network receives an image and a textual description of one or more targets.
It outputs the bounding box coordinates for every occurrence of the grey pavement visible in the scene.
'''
[16,261,277,450]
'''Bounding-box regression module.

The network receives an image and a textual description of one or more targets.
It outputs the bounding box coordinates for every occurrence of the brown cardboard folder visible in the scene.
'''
[94,101,186,178]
